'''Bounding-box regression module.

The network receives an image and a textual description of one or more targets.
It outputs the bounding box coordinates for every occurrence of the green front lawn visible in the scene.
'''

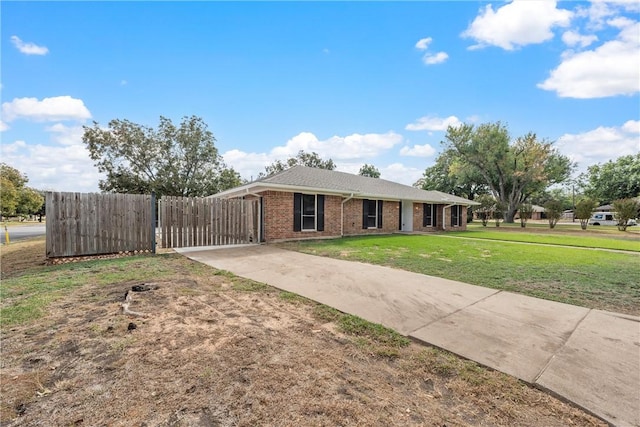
[449,227,640,252]
[278,234,640,315]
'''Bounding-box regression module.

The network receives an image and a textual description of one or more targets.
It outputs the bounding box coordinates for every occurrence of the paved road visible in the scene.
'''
[1,224,46,244]
[177,244,640,427]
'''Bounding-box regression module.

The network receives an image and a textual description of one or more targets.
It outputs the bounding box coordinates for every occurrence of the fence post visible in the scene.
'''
[151,192,157,254]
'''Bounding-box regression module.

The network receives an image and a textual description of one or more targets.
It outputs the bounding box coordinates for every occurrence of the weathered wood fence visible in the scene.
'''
[46,192,154,258]
[159,197,259,248]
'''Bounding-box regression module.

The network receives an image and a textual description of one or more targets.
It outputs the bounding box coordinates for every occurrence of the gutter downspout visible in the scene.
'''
[341,193,355,237]
[442,204,455,231]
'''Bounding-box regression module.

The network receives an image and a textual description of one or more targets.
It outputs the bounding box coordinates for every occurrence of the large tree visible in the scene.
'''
[414,149,487,201]
[0,163,44,218]
[579,154,640,205]
[443,122,573,222]
[261,150,335,177]
[358,163,380,178]
[83,115,241,197]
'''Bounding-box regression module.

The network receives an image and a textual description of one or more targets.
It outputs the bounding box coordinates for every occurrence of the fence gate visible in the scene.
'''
[159,197,259,248]
[46,192,154,258]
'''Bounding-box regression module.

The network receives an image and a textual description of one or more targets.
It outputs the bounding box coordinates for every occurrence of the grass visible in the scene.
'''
[0,253,215,327]
[455,225,640,252]
[1,239,411,360]
[278,234,640,315]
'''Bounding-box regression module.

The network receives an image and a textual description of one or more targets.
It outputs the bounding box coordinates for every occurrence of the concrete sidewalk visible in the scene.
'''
[176,245,640,427]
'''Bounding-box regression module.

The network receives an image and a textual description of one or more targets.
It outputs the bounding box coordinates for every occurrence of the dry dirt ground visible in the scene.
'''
[0,240,606,426]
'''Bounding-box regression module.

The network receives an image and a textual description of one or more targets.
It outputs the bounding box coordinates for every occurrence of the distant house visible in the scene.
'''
[515,204,546,220]
[595,204,613,212]
[212,166,479,242]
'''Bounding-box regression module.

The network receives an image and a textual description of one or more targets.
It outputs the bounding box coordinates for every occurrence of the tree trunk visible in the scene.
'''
[505,208,517,223]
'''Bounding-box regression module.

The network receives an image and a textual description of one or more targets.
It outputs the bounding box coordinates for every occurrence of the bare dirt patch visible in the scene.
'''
[1,242,606,426]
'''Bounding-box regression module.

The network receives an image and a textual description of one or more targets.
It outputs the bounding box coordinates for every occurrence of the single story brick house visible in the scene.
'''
[213,166,479,243]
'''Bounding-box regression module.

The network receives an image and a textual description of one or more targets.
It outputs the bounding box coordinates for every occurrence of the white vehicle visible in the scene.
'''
[588,212,637,226]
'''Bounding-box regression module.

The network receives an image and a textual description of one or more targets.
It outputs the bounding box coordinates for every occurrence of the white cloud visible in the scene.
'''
[0,139,102,192]
[399,144,436,158]
[46,123,85,146]
[405,115,462,131]
[538,20,639,98]
[556,120,640,171]
[622,119,640,133]
[270,131,403,160]
[10,35,49,55]
[379,163,424,186]
[222,131,403,181]
[462,1,572,50]
[561,30,598,47]
[0,120,8,132]
[415,37,432,50]
[415,37,448,65]
[2,96,92,122]
[423,52,449,65]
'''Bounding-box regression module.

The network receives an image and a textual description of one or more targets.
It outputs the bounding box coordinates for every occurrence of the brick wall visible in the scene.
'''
[261,191,466,242]
[263,191,400,241]
[262,191,342,242]
[412,203,467,232]
[341,198,400,236]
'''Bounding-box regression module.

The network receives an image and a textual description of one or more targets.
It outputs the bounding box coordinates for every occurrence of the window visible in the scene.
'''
[293,193,324,232]
[302,194,316,230]
[423,203,435,227]
[362,199,383,229]
[451,205,462,227]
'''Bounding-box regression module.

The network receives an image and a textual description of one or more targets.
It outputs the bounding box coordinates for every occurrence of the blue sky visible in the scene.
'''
[2,1,639,192]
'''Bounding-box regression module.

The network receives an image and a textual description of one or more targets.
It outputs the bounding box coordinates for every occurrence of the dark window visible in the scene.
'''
[451,205,462,227]
[362,199,383,229]
[294,193,324,232]
[423,203,434,227]
[302,194,315,230]
[367,199,377,228]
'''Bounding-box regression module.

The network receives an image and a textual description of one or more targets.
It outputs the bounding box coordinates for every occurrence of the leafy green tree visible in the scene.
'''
[358,163,380,178]
[580,154,640,204]
[474,194,495,227]
[612,198,639,232]
[443,122,573,223]
[0,164,44,219]
[518,203,534,228]
[415,149,487,201]
[574,198,598,230]
[0,176,18,218]
[544,199,563,229]
[83,115,241,197]
[18,187,45,216]
[261,150,335,177]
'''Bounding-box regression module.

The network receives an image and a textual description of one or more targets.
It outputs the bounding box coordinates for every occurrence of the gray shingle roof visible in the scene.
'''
[214,166,479,205]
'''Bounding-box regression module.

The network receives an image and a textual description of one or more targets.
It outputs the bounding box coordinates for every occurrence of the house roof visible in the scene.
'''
[213,166,479,205]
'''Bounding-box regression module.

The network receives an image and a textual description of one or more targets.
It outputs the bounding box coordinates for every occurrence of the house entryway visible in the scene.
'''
[401,200,413,232]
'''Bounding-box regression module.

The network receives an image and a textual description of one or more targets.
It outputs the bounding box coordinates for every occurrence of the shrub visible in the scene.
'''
[544,199,563,229]
[574,198,598,230]
[475,194,495,227]
[518,203,534,228]
[612,198,639,231]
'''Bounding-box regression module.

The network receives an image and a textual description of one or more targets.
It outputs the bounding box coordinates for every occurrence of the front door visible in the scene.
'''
[402,201,413,232]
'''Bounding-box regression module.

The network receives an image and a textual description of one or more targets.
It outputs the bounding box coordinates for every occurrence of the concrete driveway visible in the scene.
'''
[176,244,640,427]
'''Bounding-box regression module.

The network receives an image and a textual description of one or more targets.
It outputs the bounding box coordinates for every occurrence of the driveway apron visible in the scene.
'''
[176,244,640,427]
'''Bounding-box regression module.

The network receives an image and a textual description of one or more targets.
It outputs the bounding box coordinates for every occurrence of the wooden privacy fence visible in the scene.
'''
[46,192,155,258]
[160,197,259,248]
